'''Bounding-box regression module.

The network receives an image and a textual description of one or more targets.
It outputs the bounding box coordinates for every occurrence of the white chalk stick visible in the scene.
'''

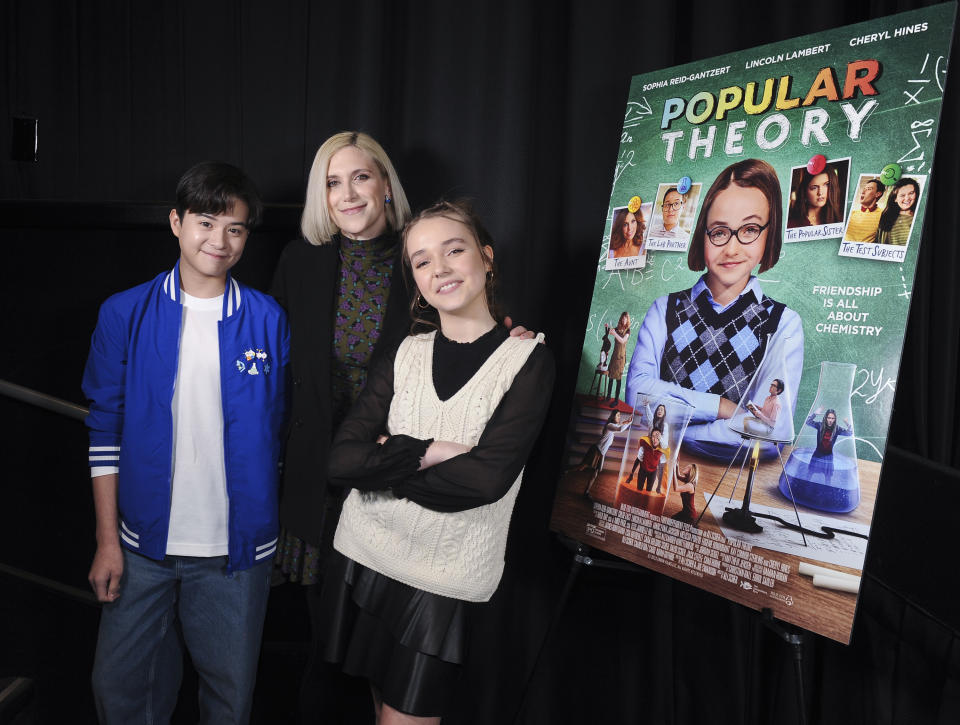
[798,562,861,584]
[811,574,861,594]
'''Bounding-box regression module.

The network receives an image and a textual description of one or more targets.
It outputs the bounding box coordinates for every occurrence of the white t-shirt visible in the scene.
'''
[165,292,229,556]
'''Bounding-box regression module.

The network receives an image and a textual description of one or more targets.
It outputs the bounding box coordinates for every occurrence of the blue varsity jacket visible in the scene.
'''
[81,263,290,572]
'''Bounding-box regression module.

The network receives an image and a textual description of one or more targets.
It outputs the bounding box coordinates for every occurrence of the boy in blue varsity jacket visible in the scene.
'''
[82,161,289,723]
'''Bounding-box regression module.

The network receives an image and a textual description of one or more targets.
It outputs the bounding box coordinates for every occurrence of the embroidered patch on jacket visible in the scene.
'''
[235,347,272,376]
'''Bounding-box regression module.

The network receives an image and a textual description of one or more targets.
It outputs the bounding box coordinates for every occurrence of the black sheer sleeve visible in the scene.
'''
[392,344,555,512]
[326,342,431,490]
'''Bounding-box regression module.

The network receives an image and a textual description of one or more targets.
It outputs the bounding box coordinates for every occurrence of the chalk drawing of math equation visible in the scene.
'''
[623,98,653,129]
[898,53,948,174]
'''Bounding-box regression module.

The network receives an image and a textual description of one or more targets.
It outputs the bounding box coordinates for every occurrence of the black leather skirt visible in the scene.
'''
[319,550,470,717]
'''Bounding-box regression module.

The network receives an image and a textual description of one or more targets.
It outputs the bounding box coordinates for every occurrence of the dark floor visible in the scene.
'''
[0,574,315,725]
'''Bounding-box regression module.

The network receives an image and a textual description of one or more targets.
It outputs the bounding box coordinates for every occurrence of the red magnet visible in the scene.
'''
[806,155,827,175]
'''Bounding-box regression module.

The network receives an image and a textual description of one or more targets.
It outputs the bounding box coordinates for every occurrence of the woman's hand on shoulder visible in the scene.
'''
[504,315,538,341]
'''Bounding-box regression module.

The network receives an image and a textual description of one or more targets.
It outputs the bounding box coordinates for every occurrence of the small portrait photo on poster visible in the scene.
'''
[645,182,701,252]
[839,175,925,262]
[605,200,652,271]
[785,157,850,242]
[841,174,889,244]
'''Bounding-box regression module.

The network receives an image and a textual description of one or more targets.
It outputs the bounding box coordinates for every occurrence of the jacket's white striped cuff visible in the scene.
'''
[89,445,120,466]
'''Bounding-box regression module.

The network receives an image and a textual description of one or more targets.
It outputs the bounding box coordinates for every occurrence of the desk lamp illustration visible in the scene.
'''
[696,335,808,544]
[779,362,860,513]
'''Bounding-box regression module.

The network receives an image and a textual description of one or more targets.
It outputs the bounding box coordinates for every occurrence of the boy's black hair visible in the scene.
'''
[175,161,263,228]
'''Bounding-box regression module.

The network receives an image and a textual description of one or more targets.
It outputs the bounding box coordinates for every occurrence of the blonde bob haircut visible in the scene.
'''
[300,131,412,246]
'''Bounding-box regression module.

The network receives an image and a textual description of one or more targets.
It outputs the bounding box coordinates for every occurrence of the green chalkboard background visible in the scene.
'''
[574,3,955,462]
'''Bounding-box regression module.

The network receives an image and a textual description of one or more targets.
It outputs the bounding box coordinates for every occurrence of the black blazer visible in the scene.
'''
[270,234,412,550]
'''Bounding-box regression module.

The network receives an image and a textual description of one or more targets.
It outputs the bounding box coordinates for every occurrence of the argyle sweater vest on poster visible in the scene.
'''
[660,289,785,404]
[334,331,541,603]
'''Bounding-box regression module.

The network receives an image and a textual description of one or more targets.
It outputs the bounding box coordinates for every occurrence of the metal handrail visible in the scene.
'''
[1,379,96,605]
[0,379,87,421]
[0,562,98,607]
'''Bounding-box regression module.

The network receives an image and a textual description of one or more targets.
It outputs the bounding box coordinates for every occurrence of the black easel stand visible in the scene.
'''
[512,538,646,724]
[761,608,808,725]
[514,536,812,725]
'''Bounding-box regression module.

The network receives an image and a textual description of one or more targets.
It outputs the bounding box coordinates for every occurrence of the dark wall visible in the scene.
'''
[1,1,958,723]
[4,0,958,465]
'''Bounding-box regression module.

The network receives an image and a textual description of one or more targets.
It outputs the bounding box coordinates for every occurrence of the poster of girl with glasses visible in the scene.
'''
[551,4,952,644]
[626,159,804,460]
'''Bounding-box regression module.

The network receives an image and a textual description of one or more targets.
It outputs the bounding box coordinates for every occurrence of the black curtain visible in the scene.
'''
[1,1,958,723]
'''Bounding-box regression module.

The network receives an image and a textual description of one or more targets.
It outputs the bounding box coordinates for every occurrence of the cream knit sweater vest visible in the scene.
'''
[334,330,542,602]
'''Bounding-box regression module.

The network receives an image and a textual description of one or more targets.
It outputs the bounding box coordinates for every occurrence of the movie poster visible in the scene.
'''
[550,3,955,643]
